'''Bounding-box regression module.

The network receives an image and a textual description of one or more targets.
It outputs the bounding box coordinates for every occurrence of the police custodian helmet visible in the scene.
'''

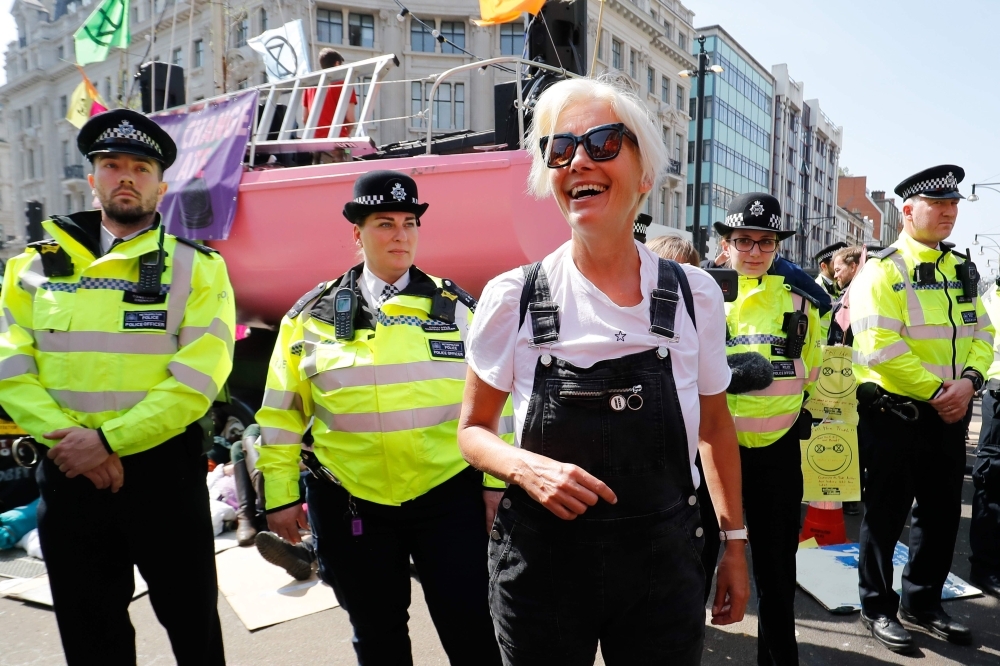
[342,170,430,225]
[77,108,177,169]
[714,192,795,240]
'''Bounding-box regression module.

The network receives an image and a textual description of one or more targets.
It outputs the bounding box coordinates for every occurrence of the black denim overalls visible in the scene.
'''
[488,259,706,666]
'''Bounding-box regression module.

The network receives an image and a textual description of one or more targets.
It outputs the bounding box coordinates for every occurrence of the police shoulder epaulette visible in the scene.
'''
[26,239,59,252]
[872,247,898,260]
[788,285,821,309]
[441,278,477,312]
[174,237,218,255]
[287,281,330,319]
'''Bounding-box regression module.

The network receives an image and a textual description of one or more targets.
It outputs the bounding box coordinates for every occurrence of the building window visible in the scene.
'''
[411,81,424,127]
[659,189,668,225]
[440,21,465,54]
[237,79,248,90]
[348,13,374,48]
[661,76,669,104]
[673,192,681,227]
[260,7,268,32]
[234,18,249,47]
[500,23,525,56]
[687,140,694,163]
[104,76,112,101]
[411,82,464,129]
[171,47,182,67]
[674,133,682,163]
[62,140,70,169]
[647,66,654,95]
[689,96,696,117]
[411,18,435,52]
[700,183,710,205]
[663,22,672,41]
[27,149,35,179]
[59,95,68,118]
[678,32,687,51]
[194,40,204,67]
[57,44,64,60]
[597,30,604,61]
[686,183,694,206]
[26,105,33,127]
[317,9,343,44]
[676,85,685,111]
[611,39,621,69]
[629,50,636,78]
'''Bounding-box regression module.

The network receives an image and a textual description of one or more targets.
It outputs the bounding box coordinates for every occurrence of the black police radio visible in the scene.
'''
[956,248,978,303]
[136,226,166,296]
[781,298,809,359]
[334,271,358,340]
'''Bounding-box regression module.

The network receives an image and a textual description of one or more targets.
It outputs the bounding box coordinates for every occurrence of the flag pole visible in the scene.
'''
[185,0,195,105]
[164,0,180,110]
[150,0,156,109]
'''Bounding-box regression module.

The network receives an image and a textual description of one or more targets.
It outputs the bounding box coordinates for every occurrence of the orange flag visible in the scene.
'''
[66,67,109,128]
[473,0,546,26]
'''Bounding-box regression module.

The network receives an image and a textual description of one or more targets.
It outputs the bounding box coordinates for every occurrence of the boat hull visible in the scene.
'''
[209,150,570,326]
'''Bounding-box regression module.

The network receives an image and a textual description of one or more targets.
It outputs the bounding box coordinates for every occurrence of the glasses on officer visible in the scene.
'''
[731,237,778,254]
[539,123,639,169]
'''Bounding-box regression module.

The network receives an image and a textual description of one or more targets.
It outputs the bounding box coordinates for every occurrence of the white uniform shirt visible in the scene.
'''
[466,240,731,487]
[361,265,410,312]
[100,223,153,255]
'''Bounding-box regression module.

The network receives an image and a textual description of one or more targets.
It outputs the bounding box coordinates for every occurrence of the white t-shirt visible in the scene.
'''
[466,240,731,487]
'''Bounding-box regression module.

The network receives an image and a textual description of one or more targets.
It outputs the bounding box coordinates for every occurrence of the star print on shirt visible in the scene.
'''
[614,331,626,342]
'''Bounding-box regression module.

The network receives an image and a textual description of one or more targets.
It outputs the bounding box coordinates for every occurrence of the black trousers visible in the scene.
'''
[695,453,722,605]
[305,466,501,666]
[741,426,803,666]
[858,399,968,617]
[36,430,224,666]
[971,391,1000,577]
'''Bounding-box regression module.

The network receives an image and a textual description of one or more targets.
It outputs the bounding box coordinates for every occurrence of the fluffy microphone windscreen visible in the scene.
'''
[727,352,774,394]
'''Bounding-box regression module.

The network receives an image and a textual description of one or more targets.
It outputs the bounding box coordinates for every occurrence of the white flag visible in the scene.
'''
[248,19,311,82]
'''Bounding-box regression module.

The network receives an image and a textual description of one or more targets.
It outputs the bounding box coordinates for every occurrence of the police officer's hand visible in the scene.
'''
[711,542,750,625]
[82,453,124,492]
[517,454,617,520]
[45,427,109,477]
[929,378,974,424]
[267,503,310,544]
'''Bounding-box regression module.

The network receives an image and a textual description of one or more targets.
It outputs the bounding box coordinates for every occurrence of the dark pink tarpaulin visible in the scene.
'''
[151,89,258,240]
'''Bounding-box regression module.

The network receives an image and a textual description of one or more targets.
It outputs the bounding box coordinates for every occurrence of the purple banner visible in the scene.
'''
[151,89,258,240]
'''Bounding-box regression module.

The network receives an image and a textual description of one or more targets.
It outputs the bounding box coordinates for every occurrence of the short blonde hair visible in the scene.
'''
[646,235,699,265]
[526,76,669,206]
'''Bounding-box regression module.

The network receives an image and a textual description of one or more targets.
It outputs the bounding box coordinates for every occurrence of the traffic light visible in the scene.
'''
[25,200,44,243]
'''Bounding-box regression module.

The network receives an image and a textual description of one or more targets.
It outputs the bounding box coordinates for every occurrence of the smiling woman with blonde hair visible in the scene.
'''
[458,76,750,665]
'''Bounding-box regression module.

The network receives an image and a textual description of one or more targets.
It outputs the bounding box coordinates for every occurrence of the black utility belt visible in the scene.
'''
[856,383,920,422]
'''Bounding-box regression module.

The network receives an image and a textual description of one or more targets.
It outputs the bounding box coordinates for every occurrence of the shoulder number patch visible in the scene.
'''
[429,340,465,359]
[123,310,167,330]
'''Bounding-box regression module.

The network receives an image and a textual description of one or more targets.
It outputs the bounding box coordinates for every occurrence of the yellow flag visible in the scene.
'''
[473,0,546,26]
[66,70,108,128]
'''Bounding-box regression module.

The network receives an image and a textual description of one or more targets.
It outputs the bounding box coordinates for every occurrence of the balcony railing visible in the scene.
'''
[63,164,85,180]
[667,159,682,175]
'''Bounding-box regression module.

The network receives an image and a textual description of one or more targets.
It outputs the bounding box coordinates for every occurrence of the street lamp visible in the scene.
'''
[797,215,836,268]
[967,182,1000,202]
[679,36,723,259]
[974,233,1000,245]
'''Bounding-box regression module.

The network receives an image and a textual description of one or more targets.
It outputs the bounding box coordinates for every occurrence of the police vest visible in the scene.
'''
[850,232,993,401]
[255,265,514,510]
[0,213,235,455]
[725,274,822,448]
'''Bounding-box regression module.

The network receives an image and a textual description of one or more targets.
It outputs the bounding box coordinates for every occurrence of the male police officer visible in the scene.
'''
[814,241,848,298]
[0,109,235,665]
[850,165,993,653]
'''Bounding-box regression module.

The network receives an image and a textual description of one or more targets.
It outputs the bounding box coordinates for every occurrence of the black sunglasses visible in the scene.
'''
[539,123,639,169]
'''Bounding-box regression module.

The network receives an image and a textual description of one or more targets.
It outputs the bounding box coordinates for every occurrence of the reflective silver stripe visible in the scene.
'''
[48,389,146,413]
[0,308,16,334]
[750,378,805,397]
[310,360,467,392]
[975,331,993,344]
[179,317,234,355]
[260,427,303,445]
[0,354,38,380]
[18,255,46,297]
[734,412,799,434]
[977,312,992,331]
[851,314,903,336]
[853,339,910,366]
[262,389,303,412]
[888,254,925,326]
[498,414,515,436]
[905,324,971,341]
[314,403,462,434]
[169,361,220,400]
[300,329,321,376]
[921,362,962,380]
[35,330,178,355]
[166,242,195,335]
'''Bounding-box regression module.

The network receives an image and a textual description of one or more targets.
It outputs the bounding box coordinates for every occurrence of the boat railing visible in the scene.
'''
[423,57,579,155]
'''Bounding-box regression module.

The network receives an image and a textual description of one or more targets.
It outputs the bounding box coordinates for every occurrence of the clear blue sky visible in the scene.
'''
[1,0,998,271]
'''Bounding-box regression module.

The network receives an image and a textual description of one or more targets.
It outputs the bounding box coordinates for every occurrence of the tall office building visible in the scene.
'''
[685,25,774,257]
[770,64,842,269]
[870,190,902,247]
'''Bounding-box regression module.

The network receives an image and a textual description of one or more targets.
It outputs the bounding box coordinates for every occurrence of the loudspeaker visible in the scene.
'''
[136,62,186,113]
[25,200,44,243]
[527,0,588,75]
[493,81,520,150]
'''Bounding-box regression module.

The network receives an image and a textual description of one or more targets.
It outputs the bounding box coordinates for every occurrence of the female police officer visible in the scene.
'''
[457,77,749,665]
[716,193,822,666]
[254,170,502,666]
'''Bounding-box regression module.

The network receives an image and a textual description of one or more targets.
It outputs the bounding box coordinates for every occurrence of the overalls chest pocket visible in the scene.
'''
[540,371,665,477]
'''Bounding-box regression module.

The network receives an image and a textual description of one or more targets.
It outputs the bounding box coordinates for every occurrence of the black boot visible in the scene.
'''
[255,531,316,580]
[234,459,259,546]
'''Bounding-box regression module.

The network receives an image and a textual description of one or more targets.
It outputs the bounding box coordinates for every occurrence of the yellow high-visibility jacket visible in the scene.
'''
[850,232,993,400]
[985,286,1000,381]
[726,274,822,448]
[815,274,839,341]
[0,213,235,455]
[255,264,513,511]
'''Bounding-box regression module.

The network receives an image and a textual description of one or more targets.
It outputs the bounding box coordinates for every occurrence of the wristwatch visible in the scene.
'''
[719,527,748,543]
[962,369,985,393]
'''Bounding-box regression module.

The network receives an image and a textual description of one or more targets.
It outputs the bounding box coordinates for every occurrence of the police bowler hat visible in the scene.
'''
[342,170,429,225]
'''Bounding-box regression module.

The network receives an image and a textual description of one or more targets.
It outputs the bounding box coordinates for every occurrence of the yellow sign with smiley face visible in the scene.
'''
[801,422,861,502]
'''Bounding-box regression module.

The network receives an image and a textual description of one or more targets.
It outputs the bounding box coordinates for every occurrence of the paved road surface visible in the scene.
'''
[2,401,998,665]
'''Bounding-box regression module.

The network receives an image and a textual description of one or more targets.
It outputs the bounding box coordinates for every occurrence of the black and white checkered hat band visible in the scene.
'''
[95,121,161,155]
[725,212,780,229]
[353,195,420,205]
[900,173,959,199]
